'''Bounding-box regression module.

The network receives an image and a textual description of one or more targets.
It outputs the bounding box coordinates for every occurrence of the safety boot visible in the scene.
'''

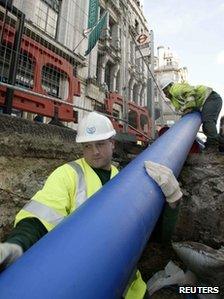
[218,144,224,154]
[218,135,224,154]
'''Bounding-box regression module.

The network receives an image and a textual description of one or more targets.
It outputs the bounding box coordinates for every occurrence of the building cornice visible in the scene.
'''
[127,0,149,31]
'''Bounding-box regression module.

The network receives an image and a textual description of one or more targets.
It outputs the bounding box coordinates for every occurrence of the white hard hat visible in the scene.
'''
[76,111,116,143]
[160,78,174,90]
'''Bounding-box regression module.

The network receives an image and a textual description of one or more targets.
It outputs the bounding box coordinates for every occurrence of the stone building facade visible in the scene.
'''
[154,46,188,125]
[12,0,152,131]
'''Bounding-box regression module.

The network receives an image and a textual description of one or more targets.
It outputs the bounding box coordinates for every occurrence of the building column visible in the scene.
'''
[140,83,146,106]
[112,24,121,50]
[133,83,141,105]
[98,55,109,85]
[57,0,76,49]
[19,0,38,20]
[111,64,120,92]
[116,70,121,94]
[101,11,110,42]
[73,0,89,54]
[128,77,135,101]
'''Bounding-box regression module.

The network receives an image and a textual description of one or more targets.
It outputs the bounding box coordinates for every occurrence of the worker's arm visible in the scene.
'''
[0,217,47,271]
[14,164,76,231]
[144,161,182,207]
[6,217,47,251]
[0,163,75,271]
[169,83,195,112]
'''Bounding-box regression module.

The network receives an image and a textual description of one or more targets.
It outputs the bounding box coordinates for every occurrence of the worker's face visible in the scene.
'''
[82,139,115,170]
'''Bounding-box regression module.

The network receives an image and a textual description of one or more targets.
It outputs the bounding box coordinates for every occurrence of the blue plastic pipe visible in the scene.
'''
[0,113,201,299]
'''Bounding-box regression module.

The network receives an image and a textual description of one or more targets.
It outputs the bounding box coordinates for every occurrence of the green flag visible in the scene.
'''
[87,0,99,29]
[85,12,108,56]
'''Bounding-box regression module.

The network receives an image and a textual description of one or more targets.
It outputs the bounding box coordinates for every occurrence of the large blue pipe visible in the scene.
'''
[0,113,201,299]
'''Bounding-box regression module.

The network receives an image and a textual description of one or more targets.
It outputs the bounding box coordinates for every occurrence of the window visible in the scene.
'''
[109,17,117,47]
[0,46,12,83]
[34,0,61,38]
[166,58,172,66]
[16,52,34,89]
[96,54,102,82]
[105,61,113,91]
[135,19,139,32]
[100,6,105,18]
[116,70,120,92]
[140,114,148,133]
[113,103,122,120]
[128,110,138,129]
[42,65,68,98]
[0,47,34,89]
[94,101,105,113]
[133,84,139,104]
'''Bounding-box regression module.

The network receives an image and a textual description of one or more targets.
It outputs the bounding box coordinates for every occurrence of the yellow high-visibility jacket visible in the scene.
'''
[169,83,212,114]
[15,158,118,230]
[15,157,146,299]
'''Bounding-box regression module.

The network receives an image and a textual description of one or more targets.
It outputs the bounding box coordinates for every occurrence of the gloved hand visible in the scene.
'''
[147,260,197,296]
[0,243,23,272]
[144,161,182,206]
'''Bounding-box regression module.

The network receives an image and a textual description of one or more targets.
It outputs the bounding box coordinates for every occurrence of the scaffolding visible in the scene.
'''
[0,1,80,121]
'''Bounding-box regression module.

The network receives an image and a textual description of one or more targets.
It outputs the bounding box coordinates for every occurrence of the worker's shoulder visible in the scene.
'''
[53,159,83,175]
[173,82,191,89]
[111,164,119,174]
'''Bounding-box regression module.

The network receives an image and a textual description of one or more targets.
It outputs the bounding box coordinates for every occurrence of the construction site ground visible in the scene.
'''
[0,114,223,298]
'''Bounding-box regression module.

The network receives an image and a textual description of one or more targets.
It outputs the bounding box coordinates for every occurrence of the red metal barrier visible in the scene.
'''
[105,92,152,142]
[0,21,80,121]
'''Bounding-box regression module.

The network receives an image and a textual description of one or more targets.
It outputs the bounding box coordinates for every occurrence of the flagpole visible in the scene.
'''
[73,35,87,53]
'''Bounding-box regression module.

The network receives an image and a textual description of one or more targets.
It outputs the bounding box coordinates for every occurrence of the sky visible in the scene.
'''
[142,0,224,118]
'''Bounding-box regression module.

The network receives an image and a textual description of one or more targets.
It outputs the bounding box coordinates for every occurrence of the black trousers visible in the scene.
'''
[201,91,222,145]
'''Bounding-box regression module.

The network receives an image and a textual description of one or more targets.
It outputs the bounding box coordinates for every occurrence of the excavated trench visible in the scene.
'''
[139,152,224,298]
[0,114,223,297]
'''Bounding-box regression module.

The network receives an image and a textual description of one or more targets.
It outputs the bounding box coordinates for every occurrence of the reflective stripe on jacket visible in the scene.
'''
[15,158,118,231]
[169,83,212,113]
[14,158,146,299]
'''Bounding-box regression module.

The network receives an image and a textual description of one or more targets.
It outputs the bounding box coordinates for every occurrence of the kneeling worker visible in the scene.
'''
[0,111,147,299]
[160,79,224,152]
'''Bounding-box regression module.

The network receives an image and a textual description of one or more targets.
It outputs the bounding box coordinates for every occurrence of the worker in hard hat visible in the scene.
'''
[0,111,147,299]
[160,78,224,152]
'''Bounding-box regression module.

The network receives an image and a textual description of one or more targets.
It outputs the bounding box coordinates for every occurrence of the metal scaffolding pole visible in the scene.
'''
[148,30,155,139]
[3,5,25,114]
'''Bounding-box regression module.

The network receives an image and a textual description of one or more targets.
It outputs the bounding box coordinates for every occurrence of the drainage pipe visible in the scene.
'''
[0,113,202,299]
